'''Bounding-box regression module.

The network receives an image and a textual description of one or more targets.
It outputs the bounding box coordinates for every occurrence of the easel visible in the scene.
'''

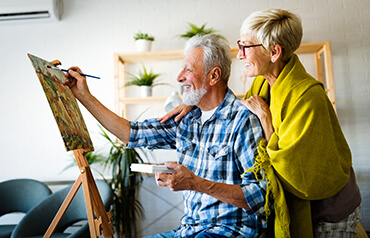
[28,57,115,237]
[43,149,115,238]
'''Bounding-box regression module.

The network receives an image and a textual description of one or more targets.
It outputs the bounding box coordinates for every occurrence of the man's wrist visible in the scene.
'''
[192,177,212,193]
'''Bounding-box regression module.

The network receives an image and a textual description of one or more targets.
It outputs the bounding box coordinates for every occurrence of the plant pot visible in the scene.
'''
[135,39,152,52]
[140,86,152,97]
[164,91,182,113]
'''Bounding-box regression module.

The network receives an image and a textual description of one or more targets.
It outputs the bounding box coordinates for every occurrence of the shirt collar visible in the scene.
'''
[189,88,237,122]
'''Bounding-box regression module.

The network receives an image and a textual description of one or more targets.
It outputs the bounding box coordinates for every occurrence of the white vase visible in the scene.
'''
[135,39,152,52]
[164,91,182,113]
[140,86,152,97]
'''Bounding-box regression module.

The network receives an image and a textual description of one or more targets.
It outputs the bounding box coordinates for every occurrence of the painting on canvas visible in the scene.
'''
[28,53,94,152]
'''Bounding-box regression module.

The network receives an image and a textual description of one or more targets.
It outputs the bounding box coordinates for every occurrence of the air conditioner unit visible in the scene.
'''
[0,0,64,22]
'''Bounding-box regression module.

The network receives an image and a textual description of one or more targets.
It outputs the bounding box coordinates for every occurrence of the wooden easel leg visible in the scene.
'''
[43,176,83,238]
[74,150,115,238]
[84,168,115,237]
[43,149,115,238]
[80,168,98,237]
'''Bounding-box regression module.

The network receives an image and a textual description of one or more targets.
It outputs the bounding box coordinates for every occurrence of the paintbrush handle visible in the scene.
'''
[59,69,101,79]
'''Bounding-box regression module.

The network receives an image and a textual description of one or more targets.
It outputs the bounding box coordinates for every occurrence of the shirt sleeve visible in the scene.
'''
[234,111,267,216]
[127,117,179,150]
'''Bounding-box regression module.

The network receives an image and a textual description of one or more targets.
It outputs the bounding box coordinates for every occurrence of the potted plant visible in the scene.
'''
[134,31,155,52]
[125,64,165,97]
[178,22,228,42]
[99,129,145,238]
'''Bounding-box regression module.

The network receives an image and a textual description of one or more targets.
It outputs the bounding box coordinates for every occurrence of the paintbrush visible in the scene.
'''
[46,65,101,79]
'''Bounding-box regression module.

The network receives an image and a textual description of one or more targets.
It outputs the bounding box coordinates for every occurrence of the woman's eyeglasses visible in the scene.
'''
[237,40,263,57]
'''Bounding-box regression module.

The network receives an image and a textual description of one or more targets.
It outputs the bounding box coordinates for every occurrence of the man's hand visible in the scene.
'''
[155,162,200,191]
[157,104,194,123]
[155,162,249,209]
[63,66,90,101]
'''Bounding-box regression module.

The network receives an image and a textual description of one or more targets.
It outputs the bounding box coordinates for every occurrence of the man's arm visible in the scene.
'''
[64,67,131,143]
[156,162,249,209]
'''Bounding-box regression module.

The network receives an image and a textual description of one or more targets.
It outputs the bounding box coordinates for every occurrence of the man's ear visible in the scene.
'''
[270,44,283,63]
[208,67,221,86]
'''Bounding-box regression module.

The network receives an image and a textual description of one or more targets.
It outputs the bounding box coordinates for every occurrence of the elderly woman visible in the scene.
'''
[236,8,361,237]
[160,9,361,238]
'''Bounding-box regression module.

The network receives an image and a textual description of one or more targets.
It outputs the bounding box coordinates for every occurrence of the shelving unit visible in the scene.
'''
[114,41,336,117]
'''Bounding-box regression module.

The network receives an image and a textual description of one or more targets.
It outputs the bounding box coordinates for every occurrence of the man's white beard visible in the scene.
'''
[182,85,207,106]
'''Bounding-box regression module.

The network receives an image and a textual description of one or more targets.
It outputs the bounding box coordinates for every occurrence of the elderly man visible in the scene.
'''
[64,34,267,238]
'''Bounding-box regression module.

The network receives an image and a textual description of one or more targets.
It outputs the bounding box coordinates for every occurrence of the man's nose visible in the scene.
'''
[177,71,184,83]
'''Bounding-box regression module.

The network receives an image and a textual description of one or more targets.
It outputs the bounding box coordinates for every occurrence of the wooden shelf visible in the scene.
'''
[120,94,245,105]
[117,50,184,63]
[114,42,336,115]
[120,96,169,105]
[117,43,329,63]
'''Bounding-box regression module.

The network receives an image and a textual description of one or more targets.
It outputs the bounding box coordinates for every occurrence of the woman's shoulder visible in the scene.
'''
[290,77,326,102]
[243,76,269,101]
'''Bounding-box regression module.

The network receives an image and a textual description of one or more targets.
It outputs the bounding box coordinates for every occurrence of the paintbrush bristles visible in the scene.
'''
[46,65,59,70]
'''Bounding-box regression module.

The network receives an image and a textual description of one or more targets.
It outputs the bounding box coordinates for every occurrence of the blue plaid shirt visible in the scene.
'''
[128,89,267,237]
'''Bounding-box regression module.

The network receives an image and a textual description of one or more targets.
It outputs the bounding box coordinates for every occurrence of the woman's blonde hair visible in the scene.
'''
[240,9,302,62]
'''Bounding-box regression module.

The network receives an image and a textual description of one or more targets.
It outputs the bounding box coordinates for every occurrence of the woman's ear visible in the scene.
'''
[270,44,283,63]
[208,67,222,86]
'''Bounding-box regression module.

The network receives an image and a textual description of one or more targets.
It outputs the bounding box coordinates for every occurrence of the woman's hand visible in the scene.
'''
[157,104,194,123]
[241,95,274,141]
[241,95,270,118]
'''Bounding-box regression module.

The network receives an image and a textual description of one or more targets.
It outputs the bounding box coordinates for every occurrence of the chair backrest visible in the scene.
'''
[10,180,113,238]
[0,179,52,216]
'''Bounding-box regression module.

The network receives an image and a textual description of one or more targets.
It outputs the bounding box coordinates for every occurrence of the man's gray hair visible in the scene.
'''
[184,34,231,85]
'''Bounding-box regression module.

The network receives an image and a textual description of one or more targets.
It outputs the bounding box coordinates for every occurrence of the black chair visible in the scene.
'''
[0,179,52,238]
[10,180,113,238]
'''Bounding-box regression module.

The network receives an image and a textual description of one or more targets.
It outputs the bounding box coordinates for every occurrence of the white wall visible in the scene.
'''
[0,0,369,233]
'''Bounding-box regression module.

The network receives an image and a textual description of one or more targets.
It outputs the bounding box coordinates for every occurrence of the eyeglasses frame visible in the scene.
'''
[237,40,263,57]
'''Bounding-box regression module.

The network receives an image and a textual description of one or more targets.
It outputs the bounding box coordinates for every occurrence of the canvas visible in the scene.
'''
[28,53,94,152]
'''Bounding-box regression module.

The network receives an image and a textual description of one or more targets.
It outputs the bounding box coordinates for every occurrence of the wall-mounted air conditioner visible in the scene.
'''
[0,0,64,22]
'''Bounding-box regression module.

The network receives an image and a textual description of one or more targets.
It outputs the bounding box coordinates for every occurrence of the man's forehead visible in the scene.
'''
[183,48,203,66]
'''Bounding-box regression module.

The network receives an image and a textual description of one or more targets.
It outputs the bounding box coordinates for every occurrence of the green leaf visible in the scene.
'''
[125,64,167,87]
[177,22,228,42]
[133,31,154,41]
